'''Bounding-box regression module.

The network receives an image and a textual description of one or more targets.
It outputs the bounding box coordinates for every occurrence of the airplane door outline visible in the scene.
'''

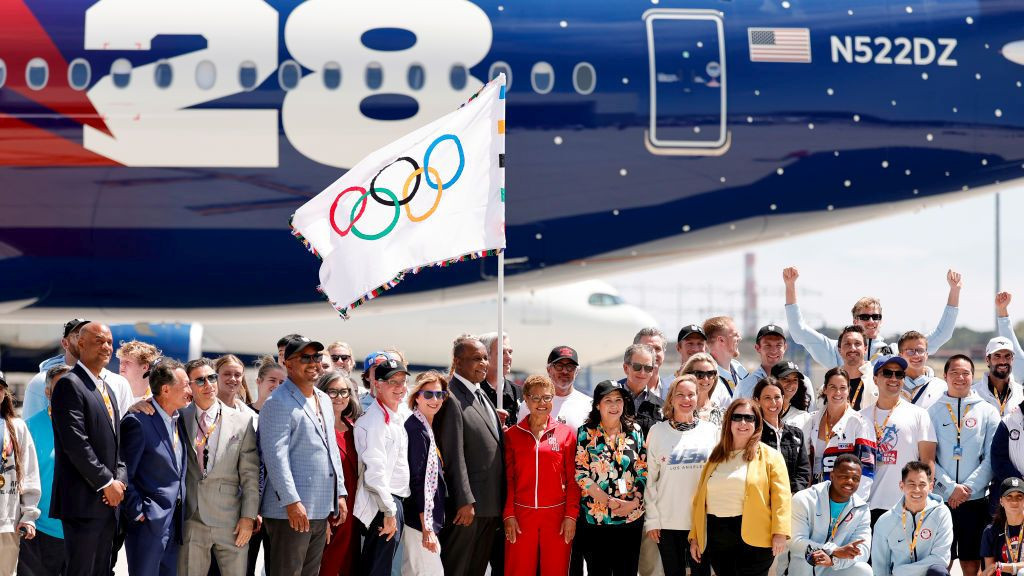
[643,9,730,156]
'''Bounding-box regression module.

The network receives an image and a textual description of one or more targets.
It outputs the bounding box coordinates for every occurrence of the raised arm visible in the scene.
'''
[924,270,961,354]
[783,267,841,367]
[996,292,1024,376]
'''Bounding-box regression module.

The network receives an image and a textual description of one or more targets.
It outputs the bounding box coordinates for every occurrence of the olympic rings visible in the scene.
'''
[350,187,400,241]
[370,157,420,207]
[329,186,369,237]
[403,167,443,222]
[423,134,464,190]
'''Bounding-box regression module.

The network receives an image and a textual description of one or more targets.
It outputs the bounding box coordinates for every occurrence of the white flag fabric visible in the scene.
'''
[290,74,506,318]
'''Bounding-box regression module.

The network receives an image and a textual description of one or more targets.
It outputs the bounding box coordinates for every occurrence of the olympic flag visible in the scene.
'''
[290,74,506,318]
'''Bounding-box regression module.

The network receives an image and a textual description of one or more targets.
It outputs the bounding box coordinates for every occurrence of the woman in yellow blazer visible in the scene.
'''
[689,397,792,576]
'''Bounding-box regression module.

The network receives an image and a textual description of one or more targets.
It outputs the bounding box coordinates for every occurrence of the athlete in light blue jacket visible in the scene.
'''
[782,454,871,576]
[872,461,953,576]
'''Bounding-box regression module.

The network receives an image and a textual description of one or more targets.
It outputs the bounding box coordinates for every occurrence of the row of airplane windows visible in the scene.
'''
[0,58,597,95]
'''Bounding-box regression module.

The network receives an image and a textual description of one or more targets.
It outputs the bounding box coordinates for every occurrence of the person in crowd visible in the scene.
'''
[479,331,520,427]
[434,337,505,576]
[215,354,256,415]
[754,377,811,493]
[975,336,1023,417]
[402,371,448,575]
[645,375,717,576]
[520,346,591,431]
[0,370,41,576]
[177,358,260,575]
[871,461,953,576]
[250,355,287,414]
[327,342,356,375]
[575,380,647,576]
[862,355,937,526]
[277,333,302,365]
[737,325,788,399]
[681,352,726,426]
[996,291,1024,377]
[803,367,876,500]
[50,322,127,576]
[633,327,670,399]
[689,398,791,576]
[360,350,402,411]
[116,340,162,403]
[261,335,347,576]
[989,355,1024,509]
[981,477,1024,575]
[503,374,579,576]
[703,316,748,400]
[18,364,70,576]
[770,360,811,426]
[354,359,411,575]
[898,331,947,409]
[782,267,961,368]
[675,324,708,373]
[317,370,362,576]
[781,453,871,576]
[245,356,286,576]
[120,358,190,576]
[620,343,664,435]
[926,353,999,576]
[831,325,878,410]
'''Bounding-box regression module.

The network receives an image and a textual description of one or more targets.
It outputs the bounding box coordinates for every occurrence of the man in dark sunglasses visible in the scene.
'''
[618,343,663,435]
[326,341,355,375]
[783,266,962,370]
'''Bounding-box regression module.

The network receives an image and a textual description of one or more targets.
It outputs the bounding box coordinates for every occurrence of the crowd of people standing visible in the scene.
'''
[4,267,1024,576]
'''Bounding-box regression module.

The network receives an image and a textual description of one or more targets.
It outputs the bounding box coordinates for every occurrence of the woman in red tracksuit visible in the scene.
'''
[503,375,582,576]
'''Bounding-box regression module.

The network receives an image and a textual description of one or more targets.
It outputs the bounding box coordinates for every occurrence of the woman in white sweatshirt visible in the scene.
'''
[644,375,719,576]
[0,372,41,576]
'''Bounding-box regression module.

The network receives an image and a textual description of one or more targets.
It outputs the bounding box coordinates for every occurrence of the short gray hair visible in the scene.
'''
[623,343,655,365]
[632,327,666,345]
[477,331,509,352]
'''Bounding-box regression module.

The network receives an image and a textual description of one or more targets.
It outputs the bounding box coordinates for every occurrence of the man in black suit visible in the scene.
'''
[435,337,504,576]
[49,322,127,576]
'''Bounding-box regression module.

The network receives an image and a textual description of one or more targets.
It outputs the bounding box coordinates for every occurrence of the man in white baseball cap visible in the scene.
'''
[973,336,1024,417]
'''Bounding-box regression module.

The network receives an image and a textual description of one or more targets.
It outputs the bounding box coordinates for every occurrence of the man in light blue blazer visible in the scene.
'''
[261,335,348,576]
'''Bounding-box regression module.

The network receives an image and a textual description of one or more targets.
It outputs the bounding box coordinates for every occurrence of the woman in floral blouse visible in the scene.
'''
[575,380,648,576]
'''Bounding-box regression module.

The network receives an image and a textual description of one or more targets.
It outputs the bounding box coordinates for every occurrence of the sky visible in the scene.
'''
[603,189,1024,337]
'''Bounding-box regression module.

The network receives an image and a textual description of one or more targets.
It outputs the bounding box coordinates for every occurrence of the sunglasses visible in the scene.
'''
[691,370,718,380]
[730,413,757,423]
[855,313,883,322]
[191,374,219,387]
[298,353,324,364]
[879,368,906,379]
[330,354,351,363]
[629,363,655,373]
[419,390,448,401]
[528,394,554,403]
[325,388,351,399]
[550,362,578,373]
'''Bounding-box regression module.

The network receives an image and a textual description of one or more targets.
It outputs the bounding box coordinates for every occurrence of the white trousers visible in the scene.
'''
[401,526,444,575]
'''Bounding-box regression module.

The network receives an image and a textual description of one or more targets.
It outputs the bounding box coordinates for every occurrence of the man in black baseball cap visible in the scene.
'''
[676,324,707,369]
[736,324,788,399]
[21,318,96,419]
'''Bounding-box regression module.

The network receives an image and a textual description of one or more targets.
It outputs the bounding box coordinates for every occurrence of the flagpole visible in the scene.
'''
[496,252,505,412]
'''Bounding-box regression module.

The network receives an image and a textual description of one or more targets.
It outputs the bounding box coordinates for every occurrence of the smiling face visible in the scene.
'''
[824,374,850,409]
[677,334,706,365]
[326,377,351,417]
[598,390,625,426]
[454,341,489,384]
[839,332,866,367]
[285,345,324,387]
[257,367,286,396]
[757,383,784,423]
[690,360,718,398]
[989,350,1014,380]
[876,361,906,400]
[778,373,800,402]
[830,460,863,501]
[77,323,113,371]
[899,469,932,509]
[1002,490,1024,517]
[547,360,578,393]
[119,356,149,387]
[671,379,698,420]
[853,303,882,339]
[638,334,666,369]
[944,358,974,397]
[900,338,929,372]
[623,349,655,392]
[188,365,218,409]
[414,379,446,417]
[160,368,193,412]
[755,335,786,368]
[328,345,355,373]
[730,403,757,446]
[376,372,408,410]
[217,360,245,404]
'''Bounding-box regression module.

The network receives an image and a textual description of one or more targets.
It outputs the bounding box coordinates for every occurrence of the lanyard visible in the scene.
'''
[195,406,222,474]
[850,379,864,409]
[720,375,735,396]
[1008,525,1022,563]
[0,419,9,466]
[97,378,115,422]
[993,382,1011,416]
[901,508,925,560]
[903,381,931,405]
[945,403,971,442]
[828,506,852,543]
[874,400,900,440]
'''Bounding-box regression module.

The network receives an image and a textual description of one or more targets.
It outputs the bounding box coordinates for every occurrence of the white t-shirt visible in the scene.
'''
[519,389,591,431]
[859,400,936,509]
[645,420,720,531]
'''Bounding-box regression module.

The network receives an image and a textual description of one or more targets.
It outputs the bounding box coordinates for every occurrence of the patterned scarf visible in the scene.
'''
[413,409,440,529]
[669,419,698,432]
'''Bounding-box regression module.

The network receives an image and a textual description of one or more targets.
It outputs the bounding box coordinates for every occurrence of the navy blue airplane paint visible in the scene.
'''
[0,0,1022,311]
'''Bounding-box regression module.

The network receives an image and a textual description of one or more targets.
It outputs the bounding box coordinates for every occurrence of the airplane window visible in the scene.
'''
[365,62,383,89]
[0,59,5,89]
[323,61,341,90]
[26,57,49,91]
[111,58,132,89]
[154,60,173,89]
[530,61,554,94]
[68,58,91,91]
[489,61,512,89]
[239,60,258,91]
[195,60,216,90]
[450,64,467,90]
[588,293,625,306]
[279,60,301,91]
[573,62,596,95]
[407,63,425,90]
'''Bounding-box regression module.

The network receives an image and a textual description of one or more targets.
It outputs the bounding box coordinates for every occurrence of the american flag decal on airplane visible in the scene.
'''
[748,27,812,63]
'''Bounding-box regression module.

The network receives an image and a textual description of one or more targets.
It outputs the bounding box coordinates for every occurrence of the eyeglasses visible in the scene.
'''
[730,413,757,423]
[527,394,554,403]
[418,390,448,401]
[191,374,218,387]
[855,313,883,322]
[298,353,324,364]
[629,363,655,373]
[550,362,577,373]
[879,368,906,379]
[903,348,926,357]
[325,388,351,399]
[691,370,718,380]
[331,354,351,363]
[384,379,407,388]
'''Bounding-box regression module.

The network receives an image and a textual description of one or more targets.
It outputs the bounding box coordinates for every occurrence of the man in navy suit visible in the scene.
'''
[49,322,127,576]
[120,358,191,576]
